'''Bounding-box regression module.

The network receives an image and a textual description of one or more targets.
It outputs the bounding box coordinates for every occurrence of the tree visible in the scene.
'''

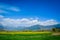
[52,28,56,32]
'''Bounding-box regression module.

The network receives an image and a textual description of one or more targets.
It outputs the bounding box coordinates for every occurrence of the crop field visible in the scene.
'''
[0,32,51,34]
[0,32,60,40]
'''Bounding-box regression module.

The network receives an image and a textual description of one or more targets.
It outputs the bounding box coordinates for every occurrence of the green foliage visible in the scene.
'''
[0,34,60,40]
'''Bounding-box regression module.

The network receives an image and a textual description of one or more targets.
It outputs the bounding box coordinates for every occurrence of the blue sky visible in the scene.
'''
[0,0,60,30]
[0,0,60,21]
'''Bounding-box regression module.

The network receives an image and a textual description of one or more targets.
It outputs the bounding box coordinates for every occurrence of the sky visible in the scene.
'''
[0,0,60,27]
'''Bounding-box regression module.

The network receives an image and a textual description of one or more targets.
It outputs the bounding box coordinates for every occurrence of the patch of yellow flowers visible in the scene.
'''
[0,32,51,34]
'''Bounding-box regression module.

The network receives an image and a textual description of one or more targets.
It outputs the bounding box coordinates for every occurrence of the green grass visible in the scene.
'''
[0,34,60,40]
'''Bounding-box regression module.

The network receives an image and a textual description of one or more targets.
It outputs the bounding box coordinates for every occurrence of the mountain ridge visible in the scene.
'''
[0,23,60,31]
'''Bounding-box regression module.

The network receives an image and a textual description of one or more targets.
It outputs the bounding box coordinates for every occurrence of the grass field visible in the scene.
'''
[0,32,60,40]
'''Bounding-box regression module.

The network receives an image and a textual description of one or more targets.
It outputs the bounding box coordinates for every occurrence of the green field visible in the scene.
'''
[0,32,60,40]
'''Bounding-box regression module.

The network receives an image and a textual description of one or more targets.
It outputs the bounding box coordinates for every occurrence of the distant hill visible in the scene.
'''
[51,24,60,29]
[0,23,60,31]
[0,24,4,31]
[27,25,41,30]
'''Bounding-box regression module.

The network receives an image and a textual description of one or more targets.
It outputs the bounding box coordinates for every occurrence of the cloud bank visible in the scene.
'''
[0,15,59,28]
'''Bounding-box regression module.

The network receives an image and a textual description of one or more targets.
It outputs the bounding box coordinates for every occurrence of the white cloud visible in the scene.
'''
[0,15,4,18]
[0,15,59,28]
[0,15,4,21]
[0,4,20,13]
[0,10,8,13]
[8,7,20,12]
[39,19,58,26]
[1,18,39,27]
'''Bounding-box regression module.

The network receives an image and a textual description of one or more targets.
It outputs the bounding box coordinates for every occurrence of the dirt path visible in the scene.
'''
[52,32,60,35]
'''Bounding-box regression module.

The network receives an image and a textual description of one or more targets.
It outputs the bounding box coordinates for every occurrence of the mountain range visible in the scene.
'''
[0,23,60,31]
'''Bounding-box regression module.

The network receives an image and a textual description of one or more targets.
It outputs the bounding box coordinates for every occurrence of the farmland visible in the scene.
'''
[0,32,60,40]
